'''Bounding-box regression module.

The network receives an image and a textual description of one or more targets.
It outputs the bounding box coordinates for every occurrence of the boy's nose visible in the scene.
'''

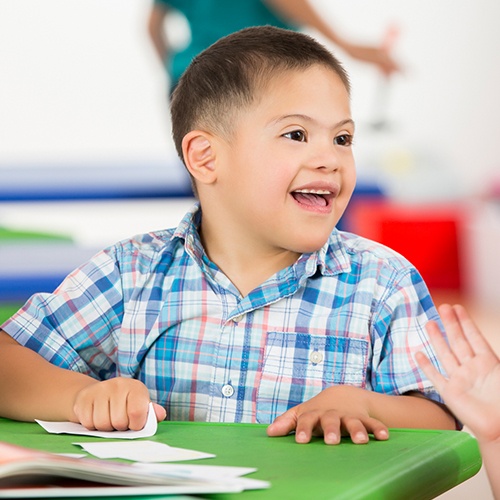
[312,146,341,172]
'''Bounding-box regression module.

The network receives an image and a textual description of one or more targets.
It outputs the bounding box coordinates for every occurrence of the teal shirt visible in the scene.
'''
[156,0,294,85]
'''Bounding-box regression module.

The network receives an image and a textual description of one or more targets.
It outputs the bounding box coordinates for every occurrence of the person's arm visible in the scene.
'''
[147,2,171,65]
[264,0,400,76]
[267,384,454,444]
[0,330,95,422]
[416,304,500,499]
[0,331,166,430]
[478,440,500,500]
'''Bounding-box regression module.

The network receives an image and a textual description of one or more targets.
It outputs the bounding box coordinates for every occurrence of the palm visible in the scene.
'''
[438,356,500,442]
[418,304,500,444]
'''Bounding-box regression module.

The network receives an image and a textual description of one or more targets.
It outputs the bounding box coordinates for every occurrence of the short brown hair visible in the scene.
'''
[171,25,350,162]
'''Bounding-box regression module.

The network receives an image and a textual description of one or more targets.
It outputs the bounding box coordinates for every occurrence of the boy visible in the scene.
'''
[0,26,455,444]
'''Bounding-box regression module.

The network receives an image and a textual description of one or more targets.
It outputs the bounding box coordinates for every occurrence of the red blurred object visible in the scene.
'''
[348,199,463,291]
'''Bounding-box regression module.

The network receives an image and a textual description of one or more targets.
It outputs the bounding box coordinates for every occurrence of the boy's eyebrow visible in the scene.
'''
[270,114,355,130]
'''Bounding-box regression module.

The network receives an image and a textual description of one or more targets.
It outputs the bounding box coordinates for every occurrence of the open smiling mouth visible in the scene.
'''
[291,189,334,208]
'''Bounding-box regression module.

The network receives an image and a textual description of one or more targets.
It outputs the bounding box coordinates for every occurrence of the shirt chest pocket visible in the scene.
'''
[256,332,369,424]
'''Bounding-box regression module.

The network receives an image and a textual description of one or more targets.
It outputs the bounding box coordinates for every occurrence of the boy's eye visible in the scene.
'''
[334,134,353,146]
[283,130,306,142]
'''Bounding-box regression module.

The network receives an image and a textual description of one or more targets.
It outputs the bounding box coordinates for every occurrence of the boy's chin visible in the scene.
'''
[283,223,337,255]
[291,237,331,255]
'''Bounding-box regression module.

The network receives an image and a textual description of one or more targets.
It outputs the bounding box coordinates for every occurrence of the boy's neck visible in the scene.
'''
[198,222,300,298]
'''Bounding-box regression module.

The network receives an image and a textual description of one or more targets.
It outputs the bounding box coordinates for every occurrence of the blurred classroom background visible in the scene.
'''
[0,1,499,497]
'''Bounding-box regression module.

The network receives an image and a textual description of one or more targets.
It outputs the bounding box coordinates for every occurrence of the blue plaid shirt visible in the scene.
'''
[2,204,444,423]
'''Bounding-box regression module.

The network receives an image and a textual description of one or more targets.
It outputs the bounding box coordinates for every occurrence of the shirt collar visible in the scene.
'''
[172,202,351,279]
[172,202,202,241]
[171,202,206,263]
[292,230,351,288]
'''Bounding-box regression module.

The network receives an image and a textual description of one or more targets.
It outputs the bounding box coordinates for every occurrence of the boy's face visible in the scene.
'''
[212,64,356,255]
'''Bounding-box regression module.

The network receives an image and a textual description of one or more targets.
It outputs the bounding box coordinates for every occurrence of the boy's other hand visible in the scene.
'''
[72,377,166,431]
[267,385,389,445]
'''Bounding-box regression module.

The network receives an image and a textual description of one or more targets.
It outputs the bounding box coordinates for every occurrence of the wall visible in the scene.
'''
[0,0,174,168]
[0,0,499,199]
[311,0,500,199]
[0,0,500,203]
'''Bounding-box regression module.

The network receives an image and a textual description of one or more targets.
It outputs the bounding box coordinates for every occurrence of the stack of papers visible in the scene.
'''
[0,442,268,498]
[0,405,269,497]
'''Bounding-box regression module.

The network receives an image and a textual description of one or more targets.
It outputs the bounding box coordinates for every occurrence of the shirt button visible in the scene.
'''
[221,384,235,397]
[232,315,244,323]
[310,351,323,364]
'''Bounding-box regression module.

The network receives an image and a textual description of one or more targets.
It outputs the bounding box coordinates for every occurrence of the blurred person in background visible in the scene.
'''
[148,0,400,93]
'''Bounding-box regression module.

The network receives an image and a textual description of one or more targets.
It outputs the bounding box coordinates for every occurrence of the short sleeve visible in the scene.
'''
[1,246,124,380]
[369,266,445,404]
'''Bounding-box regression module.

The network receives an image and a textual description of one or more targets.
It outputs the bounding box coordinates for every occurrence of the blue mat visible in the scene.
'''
[0,162,193,201]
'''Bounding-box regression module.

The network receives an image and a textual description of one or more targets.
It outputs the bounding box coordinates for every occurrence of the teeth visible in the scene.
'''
[294,189,331,195]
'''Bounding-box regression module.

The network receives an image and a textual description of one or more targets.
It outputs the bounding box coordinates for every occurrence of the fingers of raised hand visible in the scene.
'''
[453,304,499,361]
[439,304,476,362]
[424,319,460,377]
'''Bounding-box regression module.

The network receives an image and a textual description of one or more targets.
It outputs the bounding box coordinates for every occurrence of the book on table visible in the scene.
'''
[0,441,269,498]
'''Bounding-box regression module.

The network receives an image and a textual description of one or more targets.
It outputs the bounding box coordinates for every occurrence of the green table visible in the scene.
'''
[0,304,21,324]
[0,419,481,499]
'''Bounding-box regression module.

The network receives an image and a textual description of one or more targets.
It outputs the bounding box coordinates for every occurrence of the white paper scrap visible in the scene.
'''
[75,440,215,462]
[133,462,257,479]
[56,453,87,459]
[35,402,158,439]
[133,463,270,490]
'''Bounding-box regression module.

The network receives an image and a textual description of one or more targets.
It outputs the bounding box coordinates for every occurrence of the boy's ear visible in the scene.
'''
[182,131,217,185]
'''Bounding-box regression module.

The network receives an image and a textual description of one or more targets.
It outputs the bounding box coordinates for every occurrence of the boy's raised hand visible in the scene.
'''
[72,377,166,431]
[416,304,500,444]
[267,385,389,445]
